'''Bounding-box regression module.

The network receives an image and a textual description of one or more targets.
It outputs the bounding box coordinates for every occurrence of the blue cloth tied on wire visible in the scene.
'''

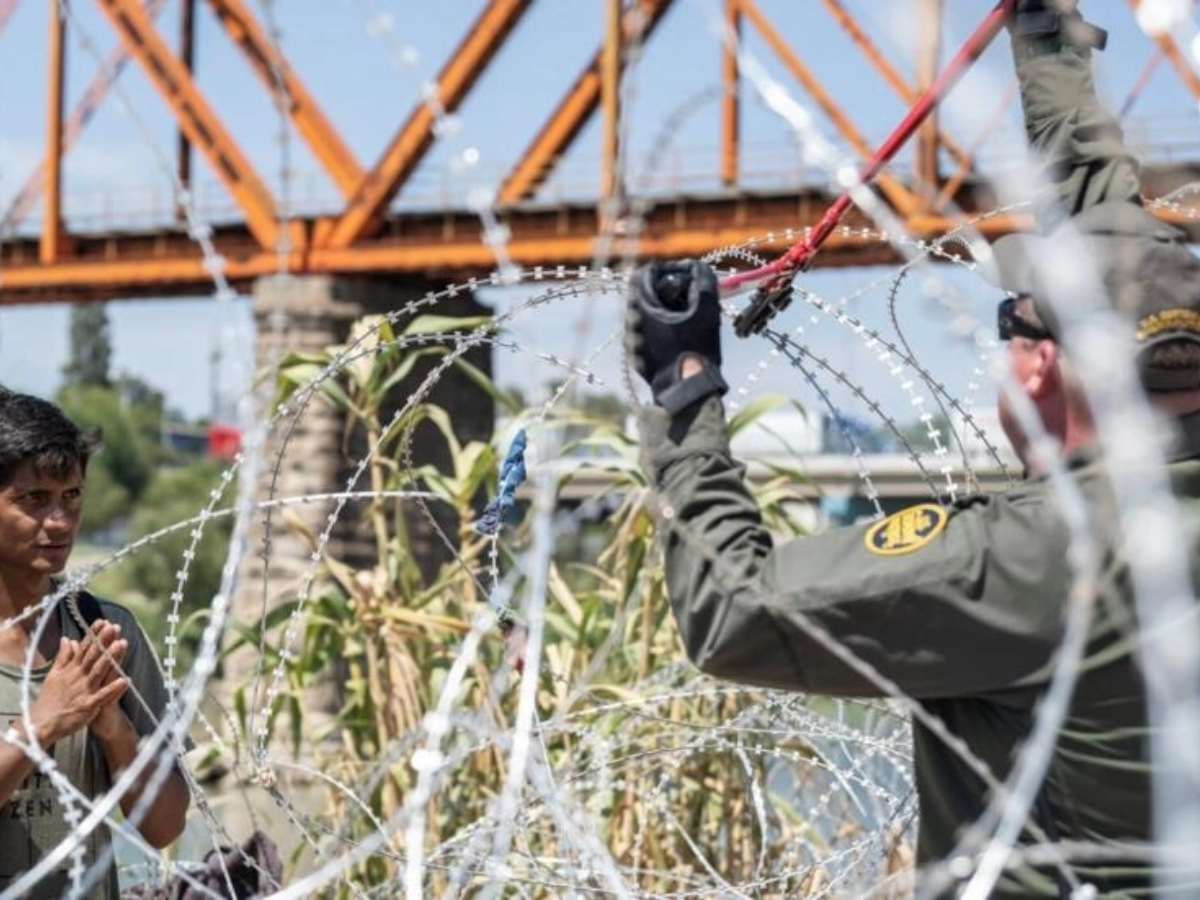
[474,428,528,536]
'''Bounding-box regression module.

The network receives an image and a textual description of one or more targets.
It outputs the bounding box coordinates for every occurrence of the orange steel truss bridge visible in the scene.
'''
[2,0,1200,305]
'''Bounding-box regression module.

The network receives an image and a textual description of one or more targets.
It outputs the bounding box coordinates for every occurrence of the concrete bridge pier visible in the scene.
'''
[217,273,494,770]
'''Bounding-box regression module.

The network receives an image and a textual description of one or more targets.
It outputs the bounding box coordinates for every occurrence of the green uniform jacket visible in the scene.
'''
[640,35,1187,900]
[643,397,1200,896]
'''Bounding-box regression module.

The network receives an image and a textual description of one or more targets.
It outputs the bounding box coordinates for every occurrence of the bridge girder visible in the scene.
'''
[3,1,1199,305]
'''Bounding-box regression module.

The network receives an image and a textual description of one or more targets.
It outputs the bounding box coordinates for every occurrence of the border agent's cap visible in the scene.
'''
[986,201,1200,392]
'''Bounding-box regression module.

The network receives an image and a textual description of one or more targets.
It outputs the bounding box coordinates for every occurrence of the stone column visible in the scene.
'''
[217,273,495,756]
[217,276,364,746]
[337,278,496,580]
[208,273,495,863]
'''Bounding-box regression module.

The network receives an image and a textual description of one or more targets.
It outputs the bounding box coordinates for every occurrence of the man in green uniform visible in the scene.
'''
[629,2,1200,896]
[0,390,190,898]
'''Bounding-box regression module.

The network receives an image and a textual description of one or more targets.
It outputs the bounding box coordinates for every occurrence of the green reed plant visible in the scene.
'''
[248,313,830,893]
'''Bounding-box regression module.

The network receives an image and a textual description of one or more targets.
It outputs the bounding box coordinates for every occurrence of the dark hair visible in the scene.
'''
[0,390,102,488]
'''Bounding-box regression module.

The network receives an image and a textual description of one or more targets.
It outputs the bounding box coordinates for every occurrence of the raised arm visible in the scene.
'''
[631,264,1074,699]
[1009,0,1141,224]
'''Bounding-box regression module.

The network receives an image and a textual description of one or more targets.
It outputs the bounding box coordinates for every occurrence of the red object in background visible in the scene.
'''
[207,423,242,460]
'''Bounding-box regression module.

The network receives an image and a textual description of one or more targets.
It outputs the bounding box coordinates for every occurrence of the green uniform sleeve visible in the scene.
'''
[1012,41,1141,226]
[642,398,1074,700]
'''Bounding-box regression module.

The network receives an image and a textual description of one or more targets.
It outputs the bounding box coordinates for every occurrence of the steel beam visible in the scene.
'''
[721,0,740,187]
[0,0,20,39]
[41,0,65,264]
[176,0,195,208]
[8,184,1196,306]
[820,0,972,169]
[1119,49,1165,120]
[2,0,168,234]
[739,0,921,216]
[915,0,943,197]
[3,0,1197,310]
[1,193,1040,304]
[204,0,363,195]
[933,79,1017,213]
[498,0,675,205]
[320,0,533,250]
[1126,0,1200,102]
[601,0,622,204]
[95,0,281,248]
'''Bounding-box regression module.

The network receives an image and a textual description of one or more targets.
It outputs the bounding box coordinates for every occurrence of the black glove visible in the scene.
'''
[628,259,728,414]
[1009,0,1107,52]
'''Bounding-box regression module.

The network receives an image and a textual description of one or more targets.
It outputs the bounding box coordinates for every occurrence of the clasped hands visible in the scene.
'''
[24,620,130,748]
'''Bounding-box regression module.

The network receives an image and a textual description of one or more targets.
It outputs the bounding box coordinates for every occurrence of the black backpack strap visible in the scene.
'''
[64,591,140,729]
[69,590,105,630]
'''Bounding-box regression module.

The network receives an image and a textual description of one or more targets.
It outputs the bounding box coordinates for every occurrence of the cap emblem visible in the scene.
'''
[1137,308,1200,343]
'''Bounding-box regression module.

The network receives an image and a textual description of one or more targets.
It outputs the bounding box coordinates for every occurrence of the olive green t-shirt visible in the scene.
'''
[0,596,177,899]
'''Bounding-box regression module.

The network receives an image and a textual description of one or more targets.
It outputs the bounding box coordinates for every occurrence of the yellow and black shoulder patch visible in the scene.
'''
[864,503,948,556]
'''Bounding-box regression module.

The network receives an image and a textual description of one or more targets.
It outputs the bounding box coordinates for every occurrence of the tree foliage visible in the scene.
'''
[56,384,156,530]
[91,461,232,664]
[62,303,112,388]
[896,413,954,452]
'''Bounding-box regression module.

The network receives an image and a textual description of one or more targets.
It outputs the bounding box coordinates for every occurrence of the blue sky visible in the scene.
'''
[1,1,1196,420]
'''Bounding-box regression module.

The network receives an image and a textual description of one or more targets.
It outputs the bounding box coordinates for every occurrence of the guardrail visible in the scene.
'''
[5,114,1197,239]
[551,451,1017,503]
